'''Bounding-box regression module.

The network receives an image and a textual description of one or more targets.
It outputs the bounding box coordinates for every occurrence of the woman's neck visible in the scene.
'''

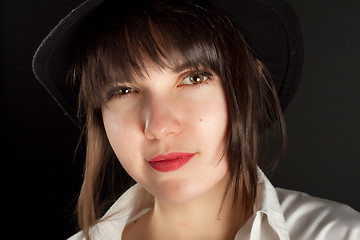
[124,174,251,240]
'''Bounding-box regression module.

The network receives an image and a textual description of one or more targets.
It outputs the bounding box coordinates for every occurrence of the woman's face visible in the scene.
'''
[102,63,229,202]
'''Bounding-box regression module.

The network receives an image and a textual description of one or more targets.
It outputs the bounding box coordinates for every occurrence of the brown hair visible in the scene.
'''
[72,0,285,238]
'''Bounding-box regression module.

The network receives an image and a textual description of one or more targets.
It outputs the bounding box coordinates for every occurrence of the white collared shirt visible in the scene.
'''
[69,169,360,239]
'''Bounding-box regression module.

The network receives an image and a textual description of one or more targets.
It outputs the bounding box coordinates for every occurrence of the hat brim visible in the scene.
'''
[32,0,303,128]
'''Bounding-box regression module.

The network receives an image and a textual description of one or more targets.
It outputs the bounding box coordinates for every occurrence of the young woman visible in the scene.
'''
[32,0,360,239]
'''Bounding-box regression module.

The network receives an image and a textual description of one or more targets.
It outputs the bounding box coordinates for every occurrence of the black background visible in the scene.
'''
[3,0,360,239]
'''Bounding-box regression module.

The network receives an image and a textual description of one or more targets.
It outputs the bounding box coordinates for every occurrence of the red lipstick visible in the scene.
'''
[148,152,195,172]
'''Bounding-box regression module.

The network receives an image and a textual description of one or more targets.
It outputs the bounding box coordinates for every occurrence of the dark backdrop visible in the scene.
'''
[3,0,359,239]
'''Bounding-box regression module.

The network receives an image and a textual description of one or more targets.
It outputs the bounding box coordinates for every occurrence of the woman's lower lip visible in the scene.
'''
[148,153,195,172]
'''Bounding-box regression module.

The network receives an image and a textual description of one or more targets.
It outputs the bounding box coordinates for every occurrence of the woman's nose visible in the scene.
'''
[143,95,182,140]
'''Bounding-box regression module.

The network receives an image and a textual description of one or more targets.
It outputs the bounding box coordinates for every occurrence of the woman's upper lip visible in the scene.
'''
[149,152,195,162]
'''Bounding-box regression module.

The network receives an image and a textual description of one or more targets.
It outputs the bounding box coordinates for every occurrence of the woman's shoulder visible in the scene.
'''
[275,188,360,239]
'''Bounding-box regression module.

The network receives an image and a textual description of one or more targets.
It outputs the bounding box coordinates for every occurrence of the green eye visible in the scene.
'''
[183,73,209,85]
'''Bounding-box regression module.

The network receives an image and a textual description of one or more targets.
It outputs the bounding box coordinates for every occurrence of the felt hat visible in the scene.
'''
[32,0,303,128]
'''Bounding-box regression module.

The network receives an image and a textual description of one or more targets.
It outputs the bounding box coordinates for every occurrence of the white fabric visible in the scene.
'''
[69,169,360,240]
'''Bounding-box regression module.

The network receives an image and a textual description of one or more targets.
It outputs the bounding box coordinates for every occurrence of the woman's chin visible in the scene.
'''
[145,179,207,204]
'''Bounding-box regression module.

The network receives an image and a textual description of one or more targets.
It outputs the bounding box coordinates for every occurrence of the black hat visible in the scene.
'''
[32,0,303,128]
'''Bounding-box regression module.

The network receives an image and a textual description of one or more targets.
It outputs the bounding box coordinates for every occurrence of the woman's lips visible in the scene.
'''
[148,152,195,172]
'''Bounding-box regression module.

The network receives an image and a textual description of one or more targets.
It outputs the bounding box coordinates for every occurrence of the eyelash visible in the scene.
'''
[104,70,213,102]
[105,86,137,101]
[179,71,213,87]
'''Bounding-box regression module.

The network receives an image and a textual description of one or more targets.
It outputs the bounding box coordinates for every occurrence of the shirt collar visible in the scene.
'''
[248,167,289,240]
[93,167,289,240]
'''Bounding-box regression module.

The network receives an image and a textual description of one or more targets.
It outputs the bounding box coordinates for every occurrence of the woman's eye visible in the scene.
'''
[116,87,134,95]
[105,86,136,101]
[182,72,210,85]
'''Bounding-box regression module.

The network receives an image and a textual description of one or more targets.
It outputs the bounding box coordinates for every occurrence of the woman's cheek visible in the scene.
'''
[103,110,147,182]
[102,104,141,158]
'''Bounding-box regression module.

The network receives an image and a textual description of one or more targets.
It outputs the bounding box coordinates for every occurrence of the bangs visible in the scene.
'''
[79,0,227,109]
